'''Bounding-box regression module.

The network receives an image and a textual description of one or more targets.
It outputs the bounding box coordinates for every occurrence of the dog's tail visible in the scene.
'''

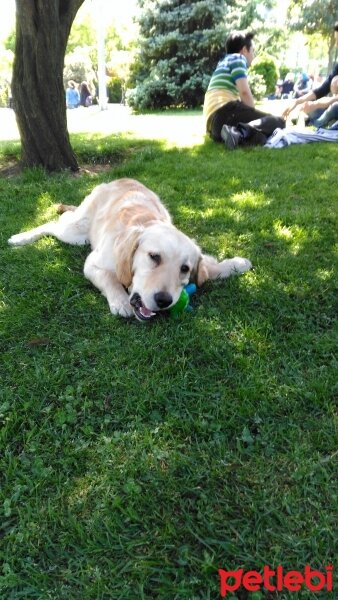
[55,203,78,214]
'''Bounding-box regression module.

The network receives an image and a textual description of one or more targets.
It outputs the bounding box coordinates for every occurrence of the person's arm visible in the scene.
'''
[302,95,338,114]
[236,77,255,108]
[282,90,316,118]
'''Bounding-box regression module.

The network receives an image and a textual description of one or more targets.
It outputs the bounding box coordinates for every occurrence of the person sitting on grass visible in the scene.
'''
[203,30,285,150]
[298,75,338,128]
[293,72,312,99]
[79,81,93,107]
[283,21,338,124]
[65,80,80,109]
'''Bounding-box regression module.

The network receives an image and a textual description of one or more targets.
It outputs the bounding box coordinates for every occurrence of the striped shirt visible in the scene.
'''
[203,53,248,132]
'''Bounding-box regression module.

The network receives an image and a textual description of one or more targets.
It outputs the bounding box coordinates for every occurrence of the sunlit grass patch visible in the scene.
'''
[230,189,270,208]
[0,114,337,598]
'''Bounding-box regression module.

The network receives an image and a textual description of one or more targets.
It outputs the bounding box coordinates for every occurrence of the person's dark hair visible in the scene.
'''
[225,31,254,54]
[334,22,338,32]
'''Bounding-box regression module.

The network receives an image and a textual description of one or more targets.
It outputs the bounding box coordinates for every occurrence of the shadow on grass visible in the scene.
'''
[2,131,336,350]
[2,131,337,356]
[1,132,337,597]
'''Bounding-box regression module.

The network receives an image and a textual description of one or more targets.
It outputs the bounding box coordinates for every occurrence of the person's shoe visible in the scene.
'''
[221,124,242,150]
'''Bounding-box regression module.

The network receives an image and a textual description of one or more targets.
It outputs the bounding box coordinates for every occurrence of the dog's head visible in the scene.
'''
[114,222,206,321]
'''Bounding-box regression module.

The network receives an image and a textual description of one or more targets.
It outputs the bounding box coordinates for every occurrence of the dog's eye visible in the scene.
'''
[180,264,190,274]
[149,253,161,265]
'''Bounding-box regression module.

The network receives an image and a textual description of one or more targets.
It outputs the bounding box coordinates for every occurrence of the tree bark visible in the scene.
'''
[12,0,85,172]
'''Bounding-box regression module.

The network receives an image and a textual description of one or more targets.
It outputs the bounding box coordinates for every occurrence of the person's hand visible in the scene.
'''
[282,101,297,119]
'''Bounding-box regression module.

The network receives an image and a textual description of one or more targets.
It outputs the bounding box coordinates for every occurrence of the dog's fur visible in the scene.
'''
[8,178,251,320]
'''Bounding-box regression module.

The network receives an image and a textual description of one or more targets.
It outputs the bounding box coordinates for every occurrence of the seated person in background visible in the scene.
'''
[79,81,93,107]
[203,30,285,150]
[283,21,338,123]
[268,78,283,99]
[66,80,80,109]
[281,73,295,98]
[300,75,338,127]
[293,72,313,98]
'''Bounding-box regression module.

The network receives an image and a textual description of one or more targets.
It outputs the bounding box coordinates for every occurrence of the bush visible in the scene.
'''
[0,83,10,108]
[279,65,291,81]
[106,77,123,104]
[250,54,279,95]
[127,80,175,111]
[248,72,266,101]
[127,67,208,111]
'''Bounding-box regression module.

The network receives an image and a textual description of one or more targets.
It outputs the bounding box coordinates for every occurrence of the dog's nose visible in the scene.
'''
[154,291,173,309]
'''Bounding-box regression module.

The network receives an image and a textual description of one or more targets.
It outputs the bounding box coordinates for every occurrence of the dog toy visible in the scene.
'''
[169,283,197,318]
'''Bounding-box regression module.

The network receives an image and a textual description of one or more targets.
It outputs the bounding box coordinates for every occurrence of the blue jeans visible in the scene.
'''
[308,102,338,127]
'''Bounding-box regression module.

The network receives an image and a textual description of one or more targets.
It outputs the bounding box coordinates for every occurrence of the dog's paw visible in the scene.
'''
[232,257,252,273]
[109,299,134,318]
[8,232,30,246]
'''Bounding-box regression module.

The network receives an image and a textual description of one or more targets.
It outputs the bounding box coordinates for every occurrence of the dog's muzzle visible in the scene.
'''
[130,292,157,322]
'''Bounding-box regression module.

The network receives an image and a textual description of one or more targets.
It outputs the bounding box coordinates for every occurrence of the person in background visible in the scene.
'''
[293,72,313,98]
[281,72,295,98]
[274,78,283,99]
[283,21,338,121]
[66,80,80,109]
[203,30,285,150]
[299,75,338,127]
[79,81,93,107]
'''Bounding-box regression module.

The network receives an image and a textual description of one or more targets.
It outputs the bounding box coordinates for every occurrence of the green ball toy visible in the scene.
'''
[168,283,197,318]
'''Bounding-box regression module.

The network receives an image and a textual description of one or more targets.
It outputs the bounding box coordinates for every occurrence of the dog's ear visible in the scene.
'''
[114,227,142,288]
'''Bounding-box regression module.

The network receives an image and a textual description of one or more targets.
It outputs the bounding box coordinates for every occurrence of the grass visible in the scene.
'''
[0,117,337,599]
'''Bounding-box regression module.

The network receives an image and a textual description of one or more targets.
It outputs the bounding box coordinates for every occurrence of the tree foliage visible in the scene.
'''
[287,0,338,68]
[129,0,273,110]
[0,49,14,107]
[65,14,126,99]
[128,0,226,109]
[66,16,97,54]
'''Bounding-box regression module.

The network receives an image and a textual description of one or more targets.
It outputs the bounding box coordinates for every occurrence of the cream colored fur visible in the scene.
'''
[8,178,251,319]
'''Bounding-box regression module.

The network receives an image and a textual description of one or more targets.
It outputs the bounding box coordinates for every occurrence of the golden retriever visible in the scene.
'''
[8,178,251,321]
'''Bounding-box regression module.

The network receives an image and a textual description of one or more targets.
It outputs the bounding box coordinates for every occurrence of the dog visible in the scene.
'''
[8,178,252,321]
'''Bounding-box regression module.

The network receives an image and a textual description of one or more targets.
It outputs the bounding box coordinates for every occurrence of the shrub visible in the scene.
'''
[279,65,291,81]
[106,77,123,104]
[0,82,10,108]
[248,72,266,100]
[250,54,279,95]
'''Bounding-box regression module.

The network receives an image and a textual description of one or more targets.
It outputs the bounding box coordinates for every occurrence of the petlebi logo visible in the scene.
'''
[218,565,334,597]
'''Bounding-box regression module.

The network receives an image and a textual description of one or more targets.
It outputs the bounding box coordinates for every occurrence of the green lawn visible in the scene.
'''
[0,117,337,599]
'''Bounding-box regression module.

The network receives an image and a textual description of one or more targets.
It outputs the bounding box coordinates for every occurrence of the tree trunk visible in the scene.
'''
[12,0,85,172]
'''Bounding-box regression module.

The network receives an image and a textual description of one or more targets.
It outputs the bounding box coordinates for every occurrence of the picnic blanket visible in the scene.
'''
[264,126,338,148]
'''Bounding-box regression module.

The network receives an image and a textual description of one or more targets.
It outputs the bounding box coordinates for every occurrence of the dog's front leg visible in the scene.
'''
[84,252,133,317]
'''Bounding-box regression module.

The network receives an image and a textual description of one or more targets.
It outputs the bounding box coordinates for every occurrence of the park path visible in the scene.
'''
[0,100,289,146]
[0,104,205,147]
